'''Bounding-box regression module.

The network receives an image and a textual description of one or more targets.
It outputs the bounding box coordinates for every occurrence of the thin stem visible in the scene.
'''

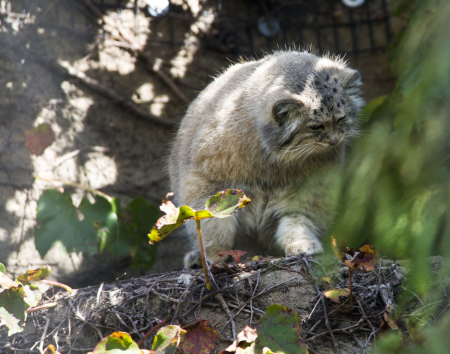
[136,316,172,347]
[349,267,353,307]
[26,302,57,313]
[39,279,73,294]
[35,176,113,202]
[196,219,211,290]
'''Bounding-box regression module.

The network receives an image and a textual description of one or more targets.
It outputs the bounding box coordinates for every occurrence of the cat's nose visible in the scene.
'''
[329,138,339,145]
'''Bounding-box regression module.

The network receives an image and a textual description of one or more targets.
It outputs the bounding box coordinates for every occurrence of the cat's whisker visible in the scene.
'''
[284,146,311,164]
[284,144,316,164]
[301,146,317,165]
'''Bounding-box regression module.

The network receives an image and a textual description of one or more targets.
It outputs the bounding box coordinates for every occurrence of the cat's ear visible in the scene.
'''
[340,68,362,91]
[272,101,303,126]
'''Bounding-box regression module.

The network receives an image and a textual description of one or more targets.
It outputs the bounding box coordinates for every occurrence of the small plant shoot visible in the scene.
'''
[149,189,251,290]
[329,235,380,306]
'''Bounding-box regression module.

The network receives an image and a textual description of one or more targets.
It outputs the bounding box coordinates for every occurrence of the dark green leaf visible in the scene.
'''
[152,325,186,354]
[34,189,80,257]
[255,304,308,354]
[79,196,119,255]
[0,286,29,335]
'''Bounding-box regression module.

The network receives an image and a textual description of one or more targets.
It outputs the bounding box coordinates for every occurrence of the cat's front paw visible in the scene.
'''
[284,238,324,256]
[184,250,203,269]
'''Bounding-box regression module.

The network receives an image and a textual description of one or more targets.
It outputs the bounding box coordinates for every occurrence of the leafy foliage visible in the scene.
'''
[255,304,308,354]
[34,189,159,269]
[330,0,450,295]
[151,325,186,354]
[148,189,250,290]
[0,286,29,336]
[81,304,309,354]
[0,264,69,335]
[148,189,250,244]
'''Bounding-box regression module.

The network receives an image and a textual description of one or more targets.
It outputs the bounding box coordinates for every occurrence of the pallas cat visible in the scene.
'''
[169,50,363,268]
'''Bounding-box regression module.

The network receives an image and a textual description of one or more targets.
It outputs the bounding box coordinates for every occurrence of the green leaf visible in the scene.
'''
[322,277,331,285]
[204,189,251,218]
[0,307,23,336]
[149,190,251,244]
[149,196,196,244]
[16,265,51,285]
[126,197,160,235]
[89,331,141,354]
[152,325,186,354]
[255,304,308,354]
[35,189,81,257]
[79,196,120,255]
[124,197,160,269]
[324,289,350,303]
[35,191,123,257]
[22,284,42,308]
[0,286,29,335]
[0,263,5,274]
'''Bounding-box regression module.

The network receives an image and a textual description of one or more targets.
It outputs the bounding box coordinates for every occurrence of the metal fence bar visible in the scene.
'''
[329,0,339,52]
[381,0,391,43]
[347,7,358,54]
[365,0,375,50]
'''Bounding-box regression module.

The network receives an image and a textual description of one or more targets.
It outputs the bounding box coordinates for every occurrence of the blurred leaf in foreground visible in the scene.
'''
[255,304,308,354]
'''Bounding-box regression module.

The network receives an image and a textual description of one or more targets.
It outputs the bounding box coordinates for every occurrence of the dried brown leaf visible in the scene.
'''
[25,123,55,156]
[217,250,246,263]
[180,320,220,354]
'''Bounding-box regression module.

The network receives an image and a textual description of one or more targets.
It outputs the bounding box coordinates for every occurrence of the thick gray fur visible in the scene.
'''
[169,50,364,269]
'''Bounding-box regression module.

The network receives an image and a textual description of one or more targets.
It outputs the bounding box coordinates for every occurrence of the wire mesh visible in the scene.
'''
[1,0,391,56]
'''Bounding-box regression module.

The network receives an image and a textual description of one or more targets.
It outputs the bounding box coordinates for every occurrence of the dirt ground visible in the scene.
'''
[0,0,406,288]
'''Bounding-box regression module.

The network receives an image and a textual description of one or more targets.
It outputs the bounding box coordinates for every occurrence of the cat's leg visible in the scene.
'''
[184,216,237,269]
[275,215,324,256]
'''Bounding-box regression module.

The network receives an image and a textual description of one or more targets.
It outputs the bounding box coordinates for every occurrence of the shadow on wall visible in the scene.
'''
[0,0,399,288]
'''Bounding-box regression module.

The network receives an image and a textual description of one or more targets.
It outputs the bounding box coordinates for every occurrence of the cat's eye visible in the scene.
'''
[311,125,324,130]
[337,116,346,124]
[273,100,302,126]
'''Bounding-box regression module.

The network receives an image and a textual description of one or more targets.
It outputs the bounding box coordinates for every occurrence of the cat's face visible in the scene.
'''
[262,66,362,164]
